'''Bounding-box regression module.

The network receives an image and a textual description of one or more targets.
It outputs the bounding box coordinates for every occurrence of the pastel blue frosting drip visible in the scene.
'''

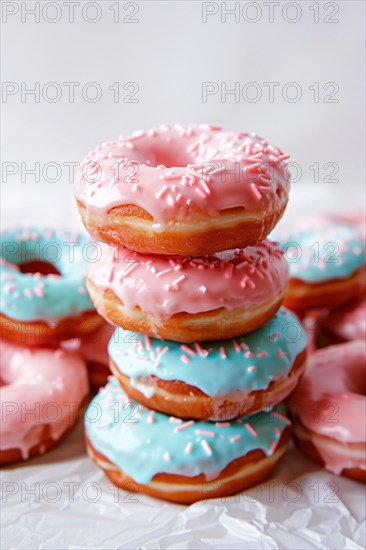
[275,223,365,283]
[108,308,307,397]
[85,378,290,484]
[0,227,94,321]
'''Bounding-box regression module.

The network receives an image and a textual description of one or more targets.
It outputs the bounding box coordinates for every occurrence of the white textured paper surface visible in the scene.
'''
[1,183,365,549]
[1,422,365,550]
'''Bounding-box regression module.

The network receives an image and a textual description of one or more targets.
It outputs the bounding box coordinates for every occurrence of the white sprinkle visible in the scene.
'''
[172,275,186,286]
[196,429,215,437]
[185,442,193,453]
[201,440,213,456]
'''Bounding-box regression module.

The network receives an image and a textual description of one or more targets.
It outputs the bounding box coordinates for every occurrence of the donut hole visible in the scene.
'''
[19,261,61,277]
[148,145,195,169]
[345,364,366,396]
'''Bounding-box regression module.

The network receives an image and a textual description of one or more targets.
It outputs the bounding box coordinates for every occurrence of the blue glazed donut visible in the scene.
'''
[85,378,292,503]
[108,307,308,420]
[274,218,366,310]
[0,227,102,345]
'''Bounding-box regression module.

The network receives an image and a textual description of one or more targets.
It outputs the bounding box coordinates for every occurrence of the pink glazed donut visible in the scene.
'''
[316,297,366,347]
[75,124,290,256]
[0,341,89,464]
[287,341,366,481]
[87,241,288,342]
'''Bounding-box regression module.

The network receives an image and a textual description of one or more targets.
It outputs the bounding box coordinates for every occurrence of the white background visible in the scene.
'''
[1,1,365,549]
[1,0,365,228]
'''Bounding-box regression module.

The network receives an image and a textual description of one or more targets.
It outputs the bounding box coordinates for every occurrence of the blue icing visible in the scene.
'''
[0,227,93,321]
[108,308,307,397]
[85,378,290,484]
[276,223,365,283]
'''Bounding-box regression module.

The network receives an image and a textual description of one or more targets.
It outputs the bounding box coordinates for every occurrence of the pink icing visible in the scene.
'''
[288,341,366,444]
[323,298,366,342]
[62,322,114,368]
[87,241,288,319]
[74,124,290,226]
[0,342,89,458]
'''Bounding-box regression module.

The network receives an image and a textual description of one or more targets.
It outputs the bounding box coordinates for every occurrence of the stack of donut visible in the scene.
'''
[75,124,311,503]
[0,227,99,464]
[274,213,366,480]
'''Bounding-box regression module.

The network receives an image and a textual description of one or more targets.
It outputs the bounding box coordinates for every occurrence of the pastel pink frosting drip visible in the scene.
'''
[88,241,288,319]
[74,124,290,225]
[0,342,89,458]
[288,341,366,444]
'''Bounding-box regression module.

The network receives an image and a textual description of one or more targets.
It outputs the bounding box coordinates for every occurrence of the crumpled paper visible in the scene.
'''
[1,420,364,550]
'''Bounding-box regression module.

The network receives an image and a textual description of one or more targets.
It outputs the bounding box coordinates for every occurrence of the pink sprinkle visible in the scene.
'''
[97,422,111,430]
[241,275,248,288]
[250,183,262,201]
[268,154,280,165]
[257,351,266,358]
[34,285,45,298]
[194,342,209,358]
[24,288,33,298]
[268,441,277,455]
[200,180,211,195]
[245,423,257,437]
[220,346,227,359]
[224,264,234,279]
[164,452,171,461]
[196,429,215,437]
[247,278,256,289]
[195,188,207,199]
[185,442,193,453]
[4,283,16,293]
[201,440,213,456]
[274,426,281,437]
[181,344,196,357]
[271,411,291,425]
[158,346,169,357]
[247,366,256,373]
[121,263,138,277]
[144,335,152,350]
[278,153,290,161]
[148,414,155,424]
[165,283,179,291]
[155,186,169,199]
[169,417,183,423]
[215,422,230,427]
[278,351,285,359]
[230,435,241,443]
[258,185,271,194]
[232,340,241,353]
[245,351,254,358]
[78,286,88,295]
[160,173,181,181]
[174,420,194,432]
[181,354,191,364]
